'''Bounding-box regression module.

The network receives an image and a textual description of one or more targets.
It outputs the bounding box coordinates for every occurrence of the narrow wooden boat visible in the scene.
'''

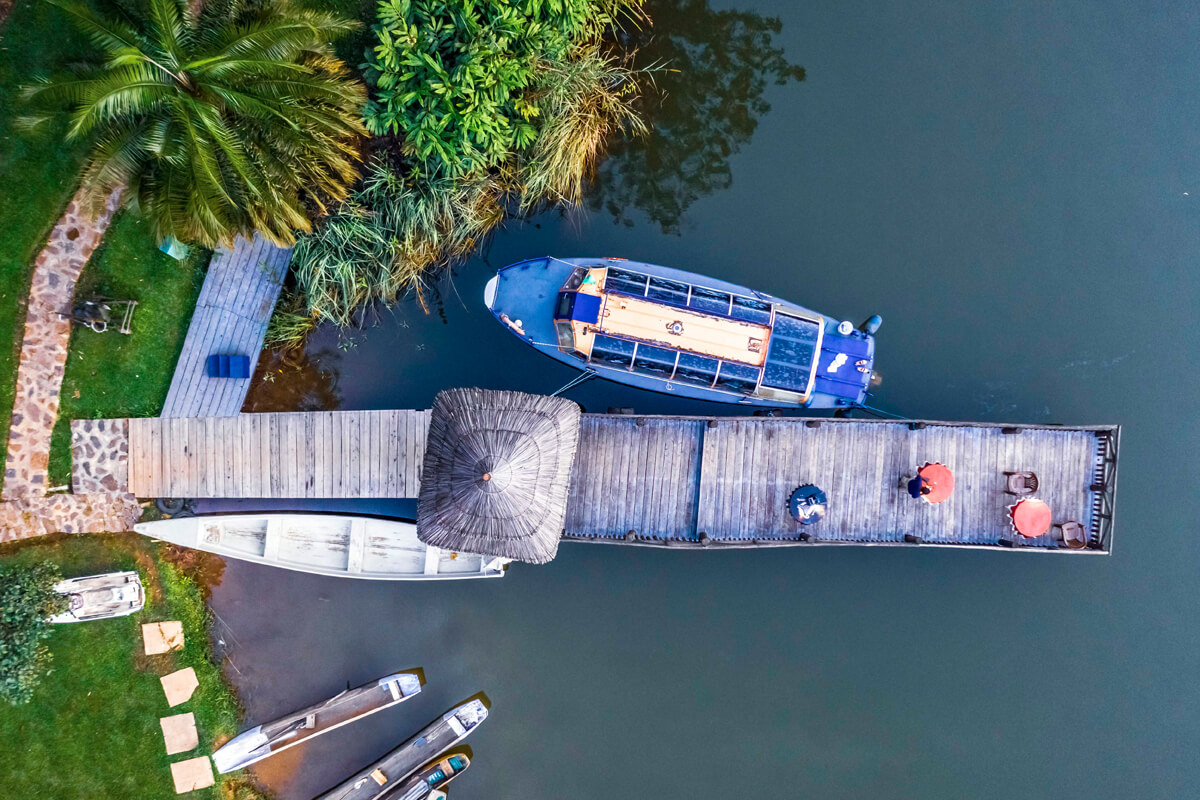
[135,514,507,580]
[212,671,422,774]
[485,256,881,409]
[370,752,469,800]
[49,571,144,623]
[316,699,487,800]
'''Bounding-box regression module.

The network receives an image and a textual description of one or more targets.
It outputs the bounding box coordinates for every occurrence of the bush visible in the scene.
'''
[0,562,66,704]
[362,0,627,176]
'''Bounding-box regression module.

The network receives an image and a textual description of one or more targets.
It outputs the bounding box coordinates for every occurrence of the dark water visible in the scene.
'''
[211,2,1200,798]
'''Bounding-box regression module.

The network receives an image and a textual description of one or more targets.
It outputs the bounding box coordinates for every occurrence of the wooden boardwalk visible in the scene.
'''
[562,416,1118,552]
[126,411,429,498]
[160,235,290,418]
[77,409,1118,553]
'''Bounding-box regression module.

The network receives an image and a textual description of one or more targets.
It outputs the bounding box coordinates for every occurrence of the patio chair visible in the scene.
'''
[1058,520,1088,549]
[1003,471,1038,495]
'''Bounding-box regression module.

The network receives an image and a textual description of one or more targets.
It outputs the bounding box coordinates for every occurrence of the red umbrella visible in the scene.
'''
[1010,498,1052,538]
[917,462,955,504]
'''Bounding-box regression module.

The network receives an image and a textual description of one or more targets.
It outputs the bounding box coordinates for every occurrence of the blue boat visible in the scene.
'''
[484,256,881,409]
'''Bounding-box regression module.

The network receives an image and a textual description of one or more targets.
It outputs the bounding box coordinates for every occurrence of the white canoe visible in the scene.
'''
[135,514,507,581]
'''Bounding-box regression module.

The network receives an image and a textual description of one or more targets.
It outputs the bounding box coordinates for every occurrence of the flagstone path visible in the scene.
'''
[0,186,141,542]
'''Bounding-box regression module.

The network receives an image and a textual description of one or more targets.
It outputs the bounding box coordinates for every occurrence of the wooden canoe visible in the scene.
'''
[135,514,507,580]
[213,671,422,773]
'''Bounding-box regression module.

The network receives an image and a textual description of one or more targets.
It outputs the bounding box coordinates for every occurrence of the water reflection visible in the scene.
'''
[592,0,806,233]
[245,346,343,412]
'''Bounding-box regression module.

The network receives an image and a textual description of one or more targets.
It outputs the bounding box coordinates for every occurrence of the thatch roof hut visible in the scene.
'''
[416,388,582,564]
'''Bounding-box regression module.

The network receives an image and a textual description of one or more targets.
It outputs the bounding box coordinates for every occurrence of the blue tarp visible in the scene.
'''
[570,293,602,324]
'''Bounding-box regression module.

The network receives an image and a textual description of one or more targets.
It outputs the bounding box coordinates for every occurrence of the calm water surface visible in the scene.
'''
[210,2,1200,798]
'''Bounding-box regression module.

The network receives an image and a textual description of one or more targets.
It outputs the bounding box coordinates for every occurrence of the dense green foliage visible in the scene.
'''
[0,561,65,704]
[363,0,623,175]
[291,0,643,325]
[20,0,368,248]
[0,534,259,799]
[47,212,206,487]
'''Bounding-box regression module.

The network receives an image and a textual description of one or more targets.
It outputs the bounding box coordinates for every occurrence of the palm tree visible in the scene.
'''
[21,0,367,248]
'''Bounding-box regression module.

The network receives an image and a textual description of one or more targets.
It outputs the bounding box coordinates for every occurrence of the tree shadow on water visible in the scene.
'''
[593,0,806,233]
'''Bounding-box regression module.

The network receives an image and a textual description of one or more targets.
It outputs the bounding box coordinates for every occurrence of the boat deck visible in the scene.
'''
[259,679,402,746]
[160,235,290,418]
[75,411,1117,553]
[316,707,479,800]
[597,293,770,366]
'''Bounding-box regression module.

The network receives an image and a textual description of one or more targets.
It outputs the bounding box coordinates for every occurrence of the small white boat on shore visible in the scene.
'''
[135,514,507,581]
[50,571,145,623]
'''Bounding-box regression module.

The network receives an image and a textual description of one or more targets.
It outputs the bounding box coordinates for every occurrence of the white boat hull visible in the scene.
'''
[135,515,507,581]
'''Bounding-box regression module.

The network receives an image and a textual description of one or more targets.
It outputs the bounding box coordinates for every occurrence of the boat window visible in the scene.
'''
[689,285,732,316]
[761,313,821,392]
[730,296,772,324]
[427,770,446,785]
[554,321,575,353]
[590,334,636,369]
[555,292,574,320]
[673,352,720,387]
[714,361,760,394]
[632,344,677,378]
[605,268,649,296]
[561,267,587,291]
[646,277,690,307]
[448,756,466,771]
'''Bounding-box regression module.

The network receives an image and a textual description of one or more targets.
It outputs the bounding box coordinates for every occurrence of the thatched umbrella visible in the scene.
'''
[417,388,582,564]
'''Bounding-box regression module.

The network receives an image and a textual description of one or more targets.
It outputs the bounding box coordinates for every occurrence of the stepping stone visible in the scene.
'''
[170,756,214,793]
[160,712,198,755]
[143,621,184,655]
[161,667,199,707]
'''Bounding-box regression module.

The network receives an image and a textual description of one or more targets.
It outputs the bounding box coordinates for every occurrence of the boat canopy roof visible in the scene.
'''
[555,264,826,401]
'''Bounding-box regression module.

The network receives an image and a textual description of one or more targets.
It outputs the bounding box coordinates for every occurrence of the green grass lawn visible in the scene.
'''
[0,0,92,478]
[0,534,264,800]
[47,212,205,487]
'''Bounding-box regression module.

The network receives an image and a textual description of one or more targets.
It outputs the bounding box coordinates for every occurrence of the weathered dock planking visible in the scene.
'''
[562,416,1118,553]
[125,411,429,498]
[160,235,290,418]
[77,411,1118,553]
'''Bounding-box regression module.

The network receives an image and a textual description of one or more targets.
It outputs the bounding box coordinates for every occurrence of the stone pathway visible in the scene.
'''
[0,186,141,543]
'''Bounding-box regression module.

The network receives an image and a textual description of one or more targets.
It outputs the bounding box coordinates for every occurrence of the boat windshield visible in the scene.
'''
[760,313,822,395]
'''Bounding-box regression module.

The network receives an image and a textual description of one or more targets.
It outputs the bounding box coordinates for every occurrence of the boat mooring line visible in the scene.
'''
[550,370,598,397]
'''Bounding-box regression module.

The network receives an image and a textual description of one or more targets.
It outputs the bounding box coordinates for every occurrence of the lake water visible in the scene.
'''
[209,1,1200,798]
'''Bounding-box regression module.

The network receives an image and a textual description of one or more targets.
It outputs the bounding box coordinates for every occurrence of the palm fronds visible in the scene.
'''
[21,0,367,248]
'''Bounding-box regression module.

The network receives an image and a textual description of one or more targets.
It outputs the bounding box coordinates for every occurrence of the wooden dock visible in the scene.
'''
[160,235,290,418]
[75,410,1118,553]
[122,411,429,498]
[562,416,1117,552]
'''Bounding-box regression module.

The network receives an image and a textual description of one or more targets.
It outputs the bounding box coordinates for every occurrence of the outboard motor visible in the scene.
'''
[859,314,883,335]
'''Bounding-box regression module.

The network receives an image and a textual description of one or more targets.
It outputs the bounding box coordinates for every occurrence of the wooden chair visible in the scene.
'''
[1003,471,1038,495]
[1058,521,1088,549]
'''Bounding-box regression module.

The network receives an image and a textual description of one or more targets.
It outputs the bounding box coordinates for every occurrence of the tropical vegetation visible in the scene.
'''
[20,0,368,248]
[288,0,645,327]
[0,534,264,800]
[0,561,65,704]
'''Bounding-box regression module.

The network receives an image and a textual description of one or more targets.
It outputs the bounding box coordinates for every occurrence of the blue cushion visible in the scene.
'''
[206,354,250,379]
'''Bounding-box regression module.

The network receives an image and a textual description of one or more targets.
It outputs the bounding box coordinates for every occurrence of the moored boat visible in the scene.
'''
[49,571,145,623]
[371,752,470,800]
[135,514,507,580]
[316,698,488,800]
[485,256,881,409]
[212,671,422,774]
